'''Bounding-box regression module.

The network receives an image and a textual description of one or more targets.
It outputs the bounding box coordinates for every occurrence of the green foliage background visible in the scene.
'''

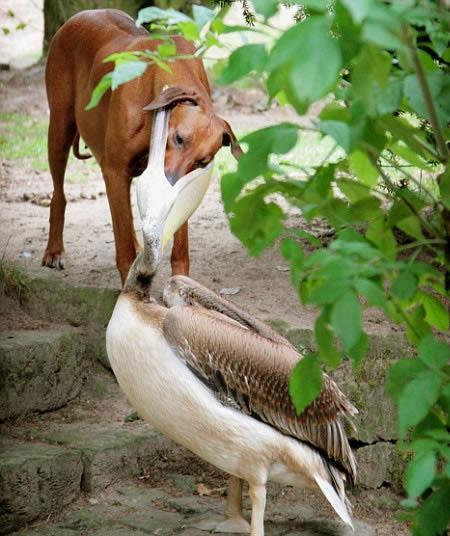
[90,1,450,533]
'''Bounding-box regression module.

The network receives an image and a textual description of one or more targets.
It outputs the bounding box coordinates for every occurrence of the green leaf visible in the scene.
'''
[178,21,200,41]
[396,216,424,242]
[111,61,148,91]
[192,5,214,30]
[354,278,388,309]
[404,71,450,130]
[374,76,403,115]
[387,358,426,400]
[315,309,341,368]
[398,370,443,436]
[237,123,299,182]
[389,141,433,171]
[331,292,362,352]
[439,166,450,210]
[252,0,278,19]
[352,44,391,116]
[337,179,369,202]
[85,72,112,110]
[103,51,143,64]
[348,149,379,187]
[136,7,192,27]
[320,121,352,153]
[406,451,436,499]
[361,21,402,50]
[340,0,373,23]
[157,42,177,57]
[268,17,342,108]
[229,197,285,256]
[294,229,322,247]
[418,292,449,331]
[289,354,323,415]
[366,219,397,259]
[350,197,382,222]
[419,336,450,370]
[348,332,368,367]
[219,44,267,85]
[301,0,328,12]
[280,238,303,263]
[415,483,450,535]
[147,53,172,74]
[405,305,432,346]
[391,271,417,301]
[381,115,436,161]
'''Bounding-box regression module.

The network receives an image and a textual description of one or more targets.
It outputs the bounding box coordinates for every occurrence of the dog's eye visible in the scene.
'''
[174,133,184,147]
[196,158,210,168]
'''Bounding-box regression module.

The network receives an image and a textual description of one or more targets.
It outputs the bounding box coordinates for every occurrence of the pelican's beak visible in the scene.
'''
[136,108,214,270]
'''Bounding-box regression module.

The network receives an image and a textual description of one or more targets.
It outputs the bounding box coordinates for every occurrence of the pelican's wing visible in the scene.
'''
[163,275,295,349]
[162,303,357,482]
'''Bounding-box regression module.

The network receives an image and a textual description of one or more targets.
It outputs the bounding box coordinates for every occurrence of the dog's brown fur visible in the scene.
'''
[43,8,240,284]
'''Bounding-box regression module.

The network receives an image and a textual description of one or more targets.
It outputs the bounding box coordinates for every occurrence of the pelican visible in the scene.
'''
[106,106,357,535]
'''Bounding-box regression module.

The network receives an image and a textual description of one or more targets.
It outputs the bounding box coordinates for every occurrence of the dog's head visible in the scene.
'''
[144,86,241,185]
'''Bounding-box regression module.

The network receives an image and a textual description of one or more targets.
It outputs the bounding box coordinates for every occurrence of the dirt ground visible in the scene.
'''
[0,63,394,336]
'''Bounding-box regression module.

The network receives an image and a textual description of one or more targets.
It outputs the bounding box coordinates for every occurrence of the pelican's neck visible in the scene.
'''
[123,247,158,300]
[148,109,170,173]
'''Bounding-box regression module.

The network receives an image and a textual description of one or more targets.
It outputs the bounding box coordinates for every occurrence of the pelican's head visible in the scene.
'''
[129,106,214,287]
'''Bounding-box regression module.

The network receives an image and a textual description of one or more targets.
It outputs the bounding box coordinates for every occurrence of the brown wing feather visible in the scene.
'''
[163,275,295,348]
[163,304,357,482]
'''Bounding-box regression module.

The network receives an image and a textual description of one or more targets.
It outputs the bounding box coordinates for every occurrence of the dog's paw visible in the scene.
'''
[42,251,65,270]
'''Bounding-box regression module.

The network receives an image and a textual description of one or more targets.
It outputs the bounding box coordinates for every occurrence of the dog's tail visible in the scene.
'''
[72,131,92,160]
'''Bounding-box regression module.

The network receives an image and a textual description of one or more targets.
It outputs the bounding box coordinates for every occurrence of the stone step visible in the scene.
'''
[9,479,377,536]
[0,421,179,533]
[29,422,174,493]
[0,439,83,535]
[0,328,88,420]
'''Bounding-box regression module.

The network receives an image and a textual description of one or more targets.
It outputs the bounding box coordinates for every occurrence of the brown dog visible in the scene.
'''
[42,8,240,285]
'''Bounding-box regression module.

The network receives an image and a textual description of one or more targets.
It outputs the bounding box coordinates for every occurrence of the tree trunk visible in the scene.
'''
[43,0,194,52]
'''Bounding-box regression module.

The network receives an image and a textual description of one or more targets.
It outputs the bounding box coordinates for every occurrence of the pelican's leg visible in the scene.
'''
[192,476,250,534]
[249,482,266,536]
[214,476,250,533]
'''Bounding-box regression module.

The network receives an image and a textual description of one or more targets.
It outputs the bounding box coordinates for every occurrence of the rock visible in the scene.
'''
[22,278,120,369]
[283,518,375,535]
[0,440,82,534]
[167,473,197,494]
[219,287,241,296]
[0,328,87,420]
[33,423,173,492]
[24,278,119,330]
[356,442,408,491]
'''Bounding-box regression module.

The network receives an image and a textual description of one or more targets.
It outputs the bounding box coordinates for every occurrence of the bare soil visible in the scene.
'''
[0,64,392,334]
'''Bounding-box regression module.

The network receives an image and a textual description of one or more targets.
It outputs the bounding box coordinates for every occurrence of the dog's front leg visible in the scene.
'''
[171,222,189,276]
[103,169,138,286]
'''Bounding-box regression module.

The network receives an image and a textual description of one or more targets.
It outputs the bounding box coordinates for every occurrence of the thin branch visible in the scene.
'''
[403,25,449,163]
[379,153,440,205]
[365,146,445,239]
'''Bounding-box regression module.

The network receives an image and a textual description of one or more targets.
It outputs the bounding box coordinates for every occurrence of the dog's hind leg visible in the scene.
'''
[42,108,76,269]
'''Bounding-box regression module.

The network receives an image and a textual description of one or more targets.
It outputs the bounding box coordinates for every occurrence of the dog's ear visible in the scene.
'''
[221,119,243,160]
[143,86,200,111]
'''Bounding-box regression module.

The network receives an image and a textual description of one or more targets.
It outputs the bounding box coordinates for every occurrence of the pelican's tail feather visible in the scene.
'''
[314,473,353,529]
